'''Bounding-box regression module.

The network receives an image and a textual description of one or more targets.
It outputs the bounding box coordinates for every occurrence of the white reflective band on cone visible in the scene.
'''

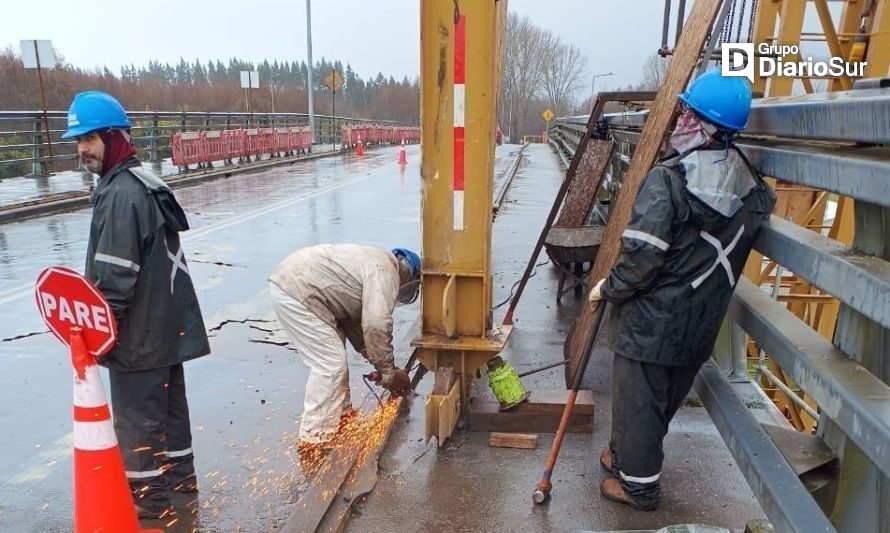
[73,365,109,408]
[73,420,118,451]
[166,447,193,458]
[619,470,661,484]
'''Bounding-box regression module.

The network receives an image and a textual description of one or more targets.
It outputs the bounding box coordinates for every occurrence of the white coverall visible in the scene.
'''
[269,244,402,443]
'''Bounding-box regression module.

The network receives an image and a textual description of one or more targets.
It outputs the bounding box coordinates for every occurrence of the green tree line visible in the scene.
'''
[0,48,419,124]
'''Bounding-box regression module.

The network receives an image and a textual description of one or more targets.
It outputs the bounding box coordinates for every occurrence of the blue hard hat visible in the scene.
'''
[678,69,752,131]
[61,91,132,139]
[392,248,421,281]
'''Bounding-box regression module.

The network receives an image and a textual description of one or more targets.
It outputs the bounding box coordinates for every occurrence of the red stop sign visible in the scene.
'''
[34,266,117,357]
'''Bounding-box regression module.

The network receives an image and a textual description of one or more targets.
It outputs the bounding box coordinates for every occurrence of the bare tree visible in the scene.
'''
[539,36,587,118]
[500,13,548,140]
[640,52,670,90]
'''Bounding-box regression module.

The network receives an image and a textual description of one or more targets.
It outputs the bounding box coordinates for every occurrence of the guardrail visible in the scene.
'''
[549,86,890,531]
[0,110,412,178]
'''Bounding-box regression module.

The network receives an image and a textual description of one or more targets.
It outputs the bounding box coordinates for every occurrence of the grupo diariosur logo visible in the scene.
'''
[721,42,867,82]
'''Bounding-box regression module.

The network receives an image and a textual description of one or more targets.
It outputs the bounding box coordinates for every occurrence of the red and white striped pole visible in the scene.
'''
[70,328,156,532]
[453,13,467,231]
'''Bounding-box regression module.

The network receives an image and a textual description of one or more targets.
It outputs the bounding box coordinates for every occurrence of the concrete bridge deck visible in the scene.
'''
[0,143,767,532]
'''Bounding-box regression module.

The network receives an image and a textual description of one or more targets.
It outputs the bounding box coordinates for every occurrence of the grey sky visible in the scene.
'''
[2,1,680,89]
[2,1,835,95]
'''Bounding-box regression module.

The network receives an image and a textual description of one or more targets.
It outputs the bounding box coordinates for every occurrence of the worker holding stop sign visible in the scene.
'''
[61,90,211,519]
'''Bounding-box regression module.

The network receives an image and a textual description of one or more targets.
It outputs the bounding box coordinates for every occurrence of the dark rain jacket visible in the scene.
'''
[85,157,210,371]
[601,145,776,366]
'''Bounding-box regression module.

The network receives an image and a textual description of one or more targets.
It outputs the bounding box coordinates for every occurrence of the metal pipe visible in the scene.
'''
[675,0,687,46]
[306,0,315,143]
[661,0,673,52]
[758,363,820,421]
[517,359,568,378]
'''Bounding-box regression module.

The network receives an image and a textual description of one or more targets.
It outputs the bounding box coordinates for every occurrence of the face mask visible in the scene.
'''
[670,110,715,154]
[396,280,420,305]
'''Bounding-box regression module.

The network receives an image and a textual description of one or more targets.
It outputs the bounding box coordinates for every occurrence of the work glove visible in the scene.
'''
[588,278,605,304]
[377,368,411,397]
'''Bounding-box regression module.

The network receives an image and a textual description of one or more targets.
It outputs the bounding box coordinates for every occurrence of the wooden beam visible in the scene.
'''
[564,0,725,384]
[489,432,538,450]
[470,389,594,433]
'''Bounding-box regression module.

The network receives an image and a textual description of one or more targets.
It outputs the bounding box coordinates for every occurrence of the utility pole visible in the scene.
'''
[306,0,315,144]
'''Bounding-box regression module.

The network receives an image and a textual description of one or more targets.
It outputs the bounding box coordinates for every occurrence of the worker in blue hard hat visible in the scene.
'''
[268,244,418,462]
[64,91,210,518]
[588,70,776,511]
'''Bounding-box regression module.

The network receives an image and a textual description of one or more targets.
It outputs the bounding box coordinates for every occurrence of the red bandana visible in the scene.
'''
[99,130,137,176]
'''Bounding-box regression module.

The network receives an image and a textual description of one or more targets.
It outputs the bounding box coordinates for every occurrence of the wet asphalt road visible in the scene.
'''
[0,144,517,532]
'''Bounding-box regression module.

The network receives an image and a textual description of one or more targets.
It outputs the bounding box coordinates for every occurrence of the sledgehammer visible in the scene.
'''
[533,301,608,504]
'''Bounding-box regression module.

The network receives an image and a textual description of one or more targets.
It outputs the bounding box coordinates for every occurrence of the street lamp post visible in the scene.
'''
[306,0,315,144]
[589,71,614,114]
[270,73,285,126]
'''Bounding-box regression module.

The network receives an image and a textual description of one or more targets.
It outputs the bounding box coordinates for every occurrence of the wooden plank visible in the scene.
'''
[554,140,615,227]
[489,432,538,449]
[470,389,594,434]
[425,378,462,445]
[438,380,461,443]
[433,366,457,395]
[564,0,725,384]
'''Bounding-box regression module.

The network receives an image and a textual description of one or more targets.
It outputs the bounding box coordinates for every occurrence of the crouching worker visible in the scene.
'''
[268,244,419,456]
[588,70,777,511]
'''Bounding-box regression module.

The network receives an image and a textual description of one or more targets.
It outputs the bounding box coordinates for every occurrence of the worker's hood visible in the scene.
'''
[129,165,191,232]
[680,147,756,228]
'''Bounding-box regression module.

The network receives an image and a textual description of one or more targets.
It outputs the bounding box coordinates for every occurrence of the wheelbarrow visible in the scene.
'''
[544,225,605,302]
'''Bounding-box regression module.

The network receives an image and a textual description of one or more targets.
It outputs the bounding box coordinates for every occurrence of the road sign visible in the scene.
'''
[324,70,344,93]
[20,40,57,69]
[35,266,117,357]
[541,109,554,122]
[240,70,259,89]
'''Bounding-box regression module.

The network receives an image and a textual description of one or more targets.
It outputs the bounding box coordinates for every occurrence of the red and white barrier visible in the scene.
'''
[171,122,415,171]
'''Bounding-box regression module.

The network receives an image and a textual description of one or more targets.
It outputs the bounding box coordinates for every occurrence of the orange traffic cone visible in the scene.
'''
[397,138,407,165]
[356,135,364,156]
[70,328,160,533]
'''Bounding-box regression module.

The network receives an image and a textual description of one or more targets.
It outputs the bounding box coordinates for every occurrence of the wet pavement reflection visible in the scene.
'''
[0,143,517,531]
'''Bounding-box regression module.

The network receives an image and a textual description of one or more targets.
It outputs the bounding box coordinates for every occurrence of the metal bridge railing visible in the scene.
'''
[549,86,890,532]
[0,110,409,178]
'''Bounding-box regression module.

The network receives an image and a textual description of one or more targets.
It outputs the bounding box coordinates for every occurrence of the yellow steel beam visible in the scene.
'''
[813,0,854,90]
[867,0,890,77]
[771,1,807,96]
[416,0,510,438]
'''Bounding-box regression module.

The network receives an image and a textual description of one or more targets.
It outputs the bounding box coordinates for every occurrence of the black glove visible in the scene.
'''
[378,369,410,396]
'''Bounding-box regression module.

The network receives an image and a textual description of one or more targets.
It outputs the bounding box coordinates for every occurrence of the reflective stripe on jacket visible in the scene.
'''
[601,146,776,366]
[86,157,210,371]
